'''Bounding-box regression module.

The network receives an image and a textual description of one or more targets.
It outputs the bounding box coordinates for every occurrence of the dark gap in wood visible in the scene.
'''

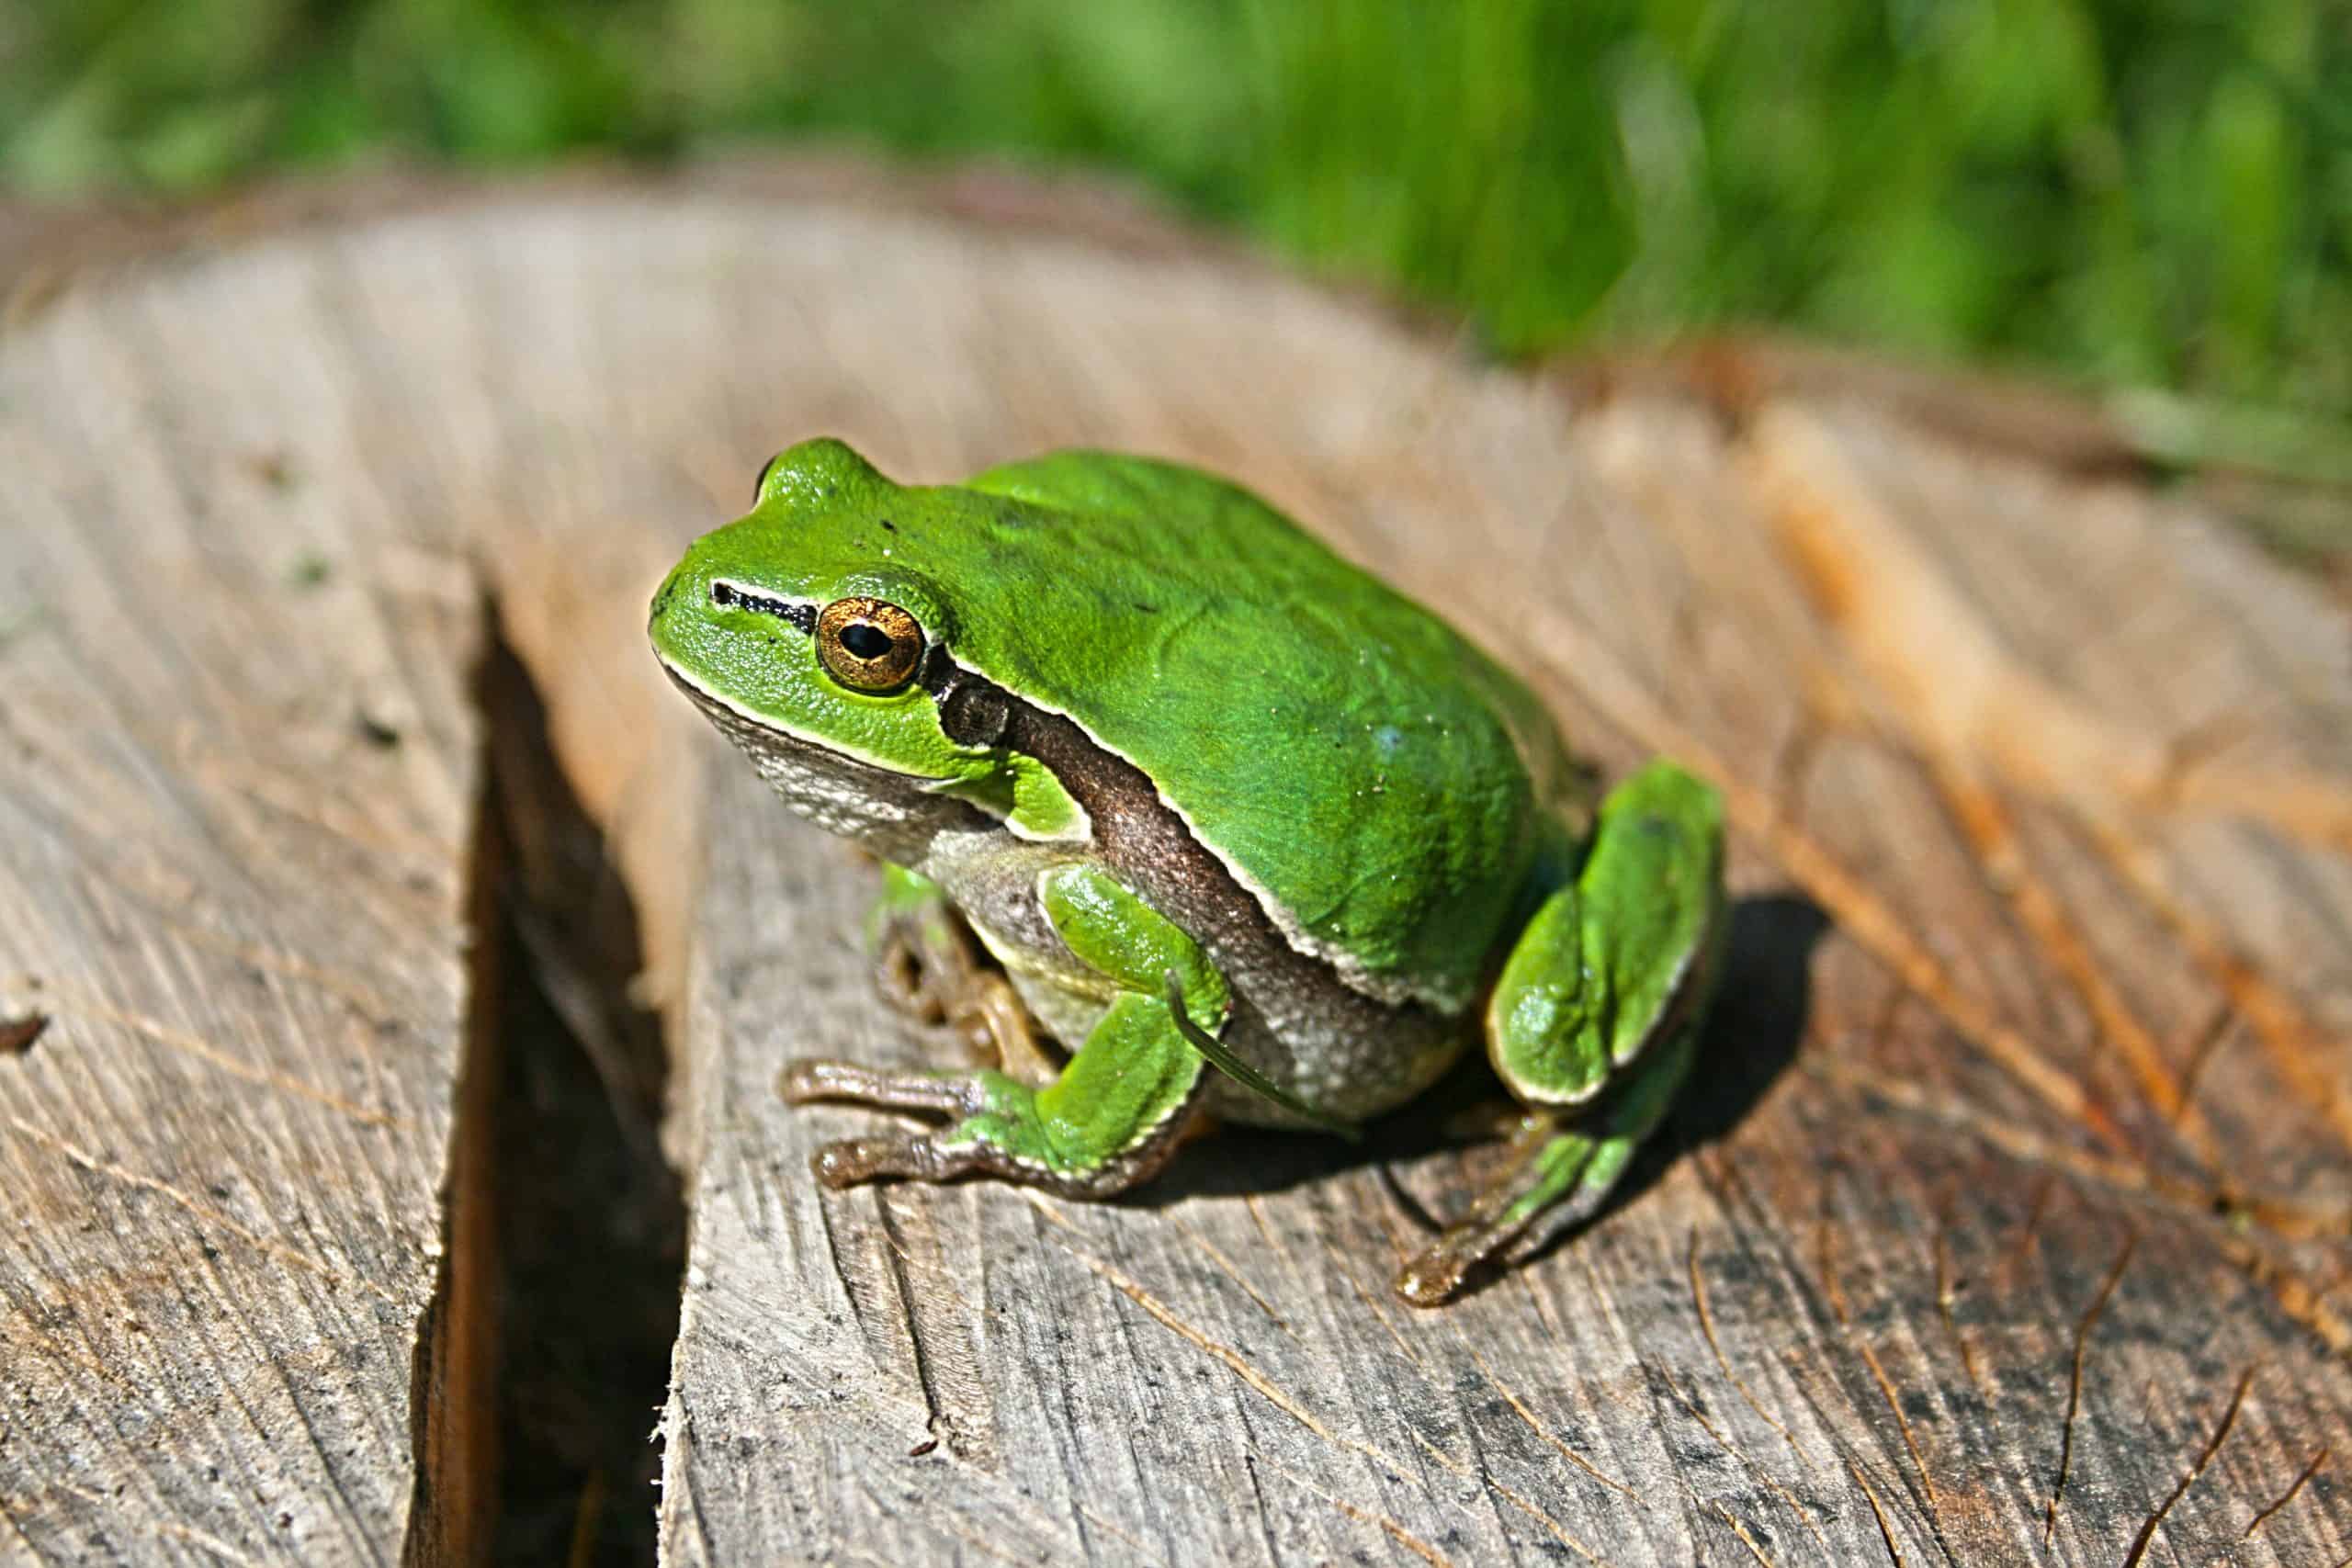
[0,1011,47,1056]
[404,621,509,1567]
[471,604,685,1568]
[403,603,687,1564]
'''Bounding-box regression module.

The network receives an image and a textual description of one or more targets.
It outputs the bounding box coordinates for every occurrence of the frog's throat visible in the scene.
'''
[658,661,990,866]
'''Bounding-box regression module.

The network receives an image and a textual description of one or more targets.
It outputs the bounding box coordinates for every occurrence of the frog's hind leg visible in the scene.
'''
[1396,761,1724,1306]
[781,863,1230,1201]
[778,980,1210,1200]
[1394,1028,1695,1305]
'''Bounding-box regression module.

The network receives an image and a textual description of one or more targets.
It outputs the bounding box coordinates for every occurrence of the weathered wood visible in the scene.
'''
[0,258,494,1561]
[0,166,2346,1566]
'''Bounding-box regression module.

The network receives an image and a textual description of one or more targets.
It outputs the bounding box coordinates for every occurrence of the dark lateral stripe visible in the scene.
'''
[710,579,816,633]
[931,659,1430,1035]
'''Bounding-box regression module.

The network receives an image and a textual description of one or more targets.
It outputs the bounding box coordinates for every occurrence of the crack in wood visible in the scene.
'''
[2081,813,2352,1167]
[1847,1458,1909,1567]
[1710,1497,1781,1567]
[2120,1363,2252,1566]
[2044,1229,2139,1548]
[1170,1211,1294,1336]
[1482,1476,1610,1565]
[1461,1342,1634,1497]
[405,612,688,1564]
[1687,1225,1809,1463]
[164,919,406,1024]
[2167,998,2238,1133]
[1070,1503,1171,1568]
[1041,1219,1385,1470]
[52,1477,261,1564]
[40,992,400,1128]
[1925,768,2191,1148]
[2242,1444,2328,1540]
[1815,1057,2348,1246]
[1252,1450,1454,1568]
[401,695,502,1568]
[4,1114,401,1303]
[872,1189,999,1469]
[2219,1235,2352,1358]
[1815,1178,1942,1524]
[1649,1362,1835,1562]
[1928,1191,1988,1404]
[1326,1238,1430,1371]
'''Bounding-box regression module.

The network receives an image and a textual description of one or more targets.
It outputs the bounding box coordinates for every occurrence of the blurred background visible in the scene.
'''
[6,0,2347,453]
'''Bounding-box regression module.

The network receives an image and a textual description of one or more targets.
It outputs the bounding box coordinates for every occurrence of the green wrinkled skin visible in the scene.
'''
[650,439,1727,1303]
[651,439,1576,1012]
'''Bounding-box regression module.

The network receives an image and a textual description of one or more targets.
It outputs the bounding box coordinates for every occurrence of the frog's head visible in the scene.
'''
[650,439,1062,858]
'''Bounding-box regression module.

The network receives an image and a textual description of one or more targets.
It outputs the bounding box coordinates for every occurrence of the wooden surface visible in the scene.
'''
[0,244,494,1562]
[0,164,2346,1566]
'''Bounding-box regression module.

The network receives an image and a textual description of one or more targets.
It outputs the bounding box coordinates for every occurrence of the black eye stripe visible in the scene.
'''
[710,580,816,633]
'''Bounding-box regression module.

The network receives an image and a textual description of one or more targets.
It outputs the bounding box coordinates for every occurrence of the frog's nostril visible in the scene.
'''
[648,570,682,628]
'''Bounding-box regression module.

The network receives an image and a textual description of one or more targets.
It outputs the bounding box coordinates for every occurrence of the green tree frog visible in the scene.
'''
[650,440,1725,1303]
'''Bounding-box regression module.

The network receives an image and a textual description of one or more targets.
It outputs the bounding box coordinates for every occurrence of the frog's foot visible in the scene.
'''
[926,964,1060,1089]
[780,1051,1204,1201]
[1397,1011,1702,1306]
[869,869,1059,1088]
[1395,1117,1634,1307]
[871,926,947,1027]
[780,1057,989,1117]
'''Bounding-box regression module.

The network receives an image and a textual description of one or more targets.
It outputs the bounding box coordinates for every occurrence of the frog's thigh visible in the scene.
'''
[865,862,959,1017]
[1484,879,1607,1104]
[1019,863,1224,1175]
[1487,761,1724,1106]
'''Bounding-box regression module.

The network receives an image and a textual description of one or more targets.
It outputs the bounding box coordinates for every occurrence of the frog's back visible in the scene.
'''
[949,451,1575,1012]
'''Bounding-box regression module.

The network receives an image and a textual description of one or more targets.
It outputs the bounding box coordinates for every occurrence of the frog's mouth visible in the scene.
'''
[656,661,986,856]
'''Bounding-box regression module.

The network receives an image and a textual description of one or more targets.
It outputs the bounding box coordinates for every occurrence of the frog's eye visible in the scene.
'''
[815,597,923,693]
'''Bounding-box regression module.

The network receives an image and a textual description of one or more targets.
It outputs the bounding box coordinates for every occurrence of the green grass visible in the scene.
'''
[7,0,2349,431]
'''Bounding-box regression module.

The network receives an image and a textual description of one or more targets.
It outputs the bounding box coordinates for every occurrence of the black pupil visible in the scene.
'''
[842,623,896,660]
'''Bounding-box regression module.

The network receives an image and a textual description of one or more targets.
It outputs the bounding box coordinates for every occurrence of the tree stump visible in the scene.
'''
[0,163,2346,1566]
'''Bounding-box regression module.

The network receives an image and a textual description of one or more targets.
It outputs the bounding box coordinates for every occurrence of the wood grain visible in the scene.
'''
[0,165,2345,1566]
[0,254,490,1562]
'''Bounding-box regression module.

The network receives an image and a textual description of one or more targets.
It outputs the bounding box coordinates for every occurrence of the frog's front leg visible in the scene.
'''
[1396,761,1726,1305]
[781,863,1219,1200]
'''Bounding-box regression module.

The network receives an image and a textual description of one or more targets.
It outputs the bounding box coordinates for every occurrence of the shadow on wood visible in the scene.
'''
[1204,891,1828,1295]
[1526,893,1832,1265]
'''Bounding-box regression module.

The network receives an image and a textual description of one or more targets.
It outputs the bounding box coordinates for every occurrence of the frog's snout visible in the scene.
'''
[649,562,689,634]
